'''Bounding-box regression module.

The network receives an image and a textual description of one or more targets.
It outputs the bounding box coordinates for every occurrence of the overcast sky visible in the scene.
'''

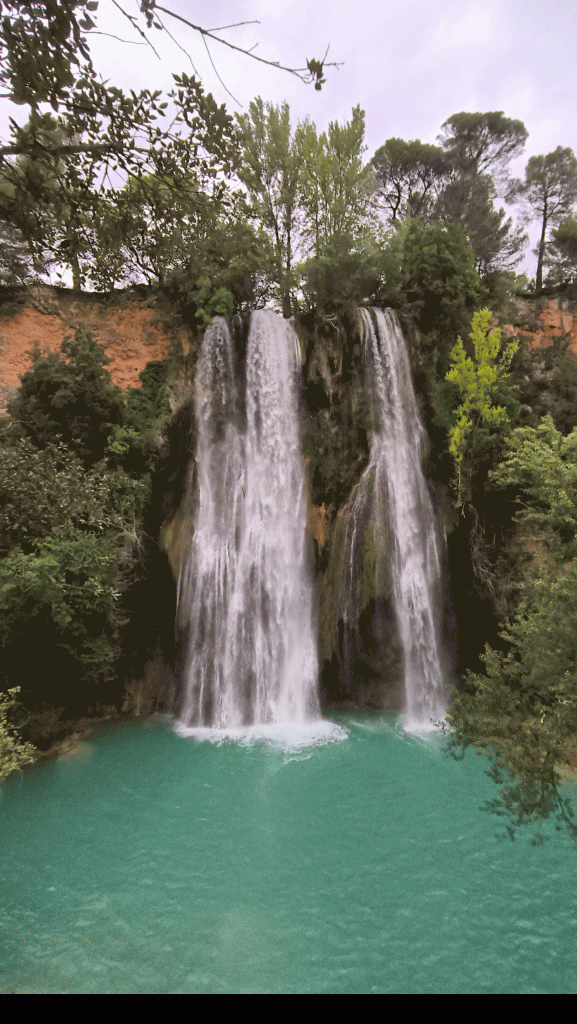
[83,1,577,164]
[4,0,577,277]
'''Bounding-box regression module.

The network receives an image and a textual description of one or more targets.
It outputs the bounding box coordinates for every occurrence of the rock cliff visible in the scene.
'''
[0,284,192,416]
[501,293,577,350]
[3,286,576,709]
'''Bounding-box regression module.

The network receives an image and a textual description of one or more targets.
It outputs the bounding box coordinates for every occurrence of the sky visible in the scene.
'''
[4,0,577,277]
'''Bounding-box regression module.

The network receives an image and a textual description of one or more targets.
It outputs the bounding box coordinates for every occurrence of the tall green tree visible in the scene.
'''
[295,106,383,309]
[380,218,481,342]
[370,114,528,278]
[298,106,375,258]
[437,111,528,191]
[508,147,577,292]
[370,137,448,224]
[236,99,302,317]
[435,171,527,276]
[434,112,528,277]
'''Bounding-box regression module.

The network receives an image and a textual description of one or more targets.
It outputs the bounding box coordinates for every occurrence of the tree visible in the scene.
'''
[545,215,577,286]
[0,3,256,291]
[0,79,239,291]
[380,218,481,342]
[89,171,219,288]
[435,171,527,277]
[4,75,240,283]
[510,338,577,436]
[446,417,577,843]
[508,147,577,292]
[0,431,149,727]
[370,137,448,224]
[445,568,577,844]
[0,2,335,119]
[235,102,382,313]
[298,106,376,258]
[491,415,577,553]
[167,215,276,320]
[433,112,528,279]
[370,116,528,280]
[433,114,527,276]
[236,99,302,317]
[0,110,100,288]
[0,2,335,195]
[8,328,124,465]
[0,214,31,282]
[0,437,148,554]
[438,111,528,192]
[440,308,518,506]
[0,530,125,716]
[294,106,384,310]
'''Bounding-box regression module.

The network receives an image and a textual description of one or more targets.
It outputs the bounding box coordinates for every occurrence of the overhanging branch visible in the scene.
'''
[152,5,341,85]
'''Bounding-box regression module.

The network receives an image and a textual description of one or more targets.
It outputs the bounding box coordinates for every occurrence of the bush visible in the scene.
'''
[0,531,124,714]
[0,438,148,554]
[8,328,124,466]
[0,688,36,783]
[379,219,481,343]
[446,565,577,841]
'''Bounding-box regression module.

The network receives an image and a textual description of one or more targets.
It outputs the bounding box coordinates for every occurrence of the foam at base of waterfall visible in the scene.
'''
[401,712,446,737]
[173,717,347,751]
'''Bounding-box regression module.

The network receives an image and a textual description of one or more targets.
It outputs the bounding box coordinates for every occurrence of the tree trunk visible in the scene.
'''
[536,203,548,293]
[70,255,81,291]
[282,225,292,318]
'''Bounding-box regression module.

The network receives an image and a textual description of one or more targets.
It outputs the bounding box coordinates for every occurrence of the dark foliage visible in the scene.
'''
[8,328,124,465]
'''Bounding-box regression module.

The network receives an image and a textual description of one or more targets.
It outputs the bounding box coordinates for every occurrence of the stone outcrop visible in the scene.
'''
[502,295,577,351]
[0,284,192,415]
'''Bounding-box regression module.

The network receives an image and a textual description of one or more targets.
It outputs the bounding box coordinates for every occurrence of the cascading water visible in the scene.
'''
[175,309,321,736]
[338,308,448,729]
[364,307,447,726]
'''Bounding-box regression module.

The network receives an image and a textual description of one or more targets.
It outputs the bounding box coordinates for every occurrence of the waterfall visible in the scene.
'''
[176,309,321,734]
[359,308,448,728]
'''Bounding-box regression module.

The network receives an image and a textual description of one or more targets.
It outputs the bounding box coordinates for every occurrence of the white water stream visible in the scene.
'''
[360,308,447,728]
[176,310,320,731]
[176,306,446,736]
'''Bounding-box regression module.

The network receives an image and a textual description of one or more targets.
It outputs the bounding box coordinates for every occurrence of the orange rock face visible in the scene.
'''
[501,296,577,352]
[307,502,333,551]
[0,286,192,415]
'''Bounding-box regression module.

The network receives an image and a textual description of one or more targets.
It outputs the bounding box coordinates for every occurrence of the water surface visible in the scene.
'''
[1,715,576,993]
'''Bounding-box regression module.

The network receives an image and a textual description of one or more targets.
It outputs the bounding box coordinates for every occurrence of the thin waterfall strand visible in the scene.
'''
[361,308,447,728]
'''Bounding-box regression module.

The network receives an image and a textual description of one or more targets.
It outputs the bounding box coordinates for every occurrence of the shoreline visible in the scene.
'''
[15,709,577,786]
